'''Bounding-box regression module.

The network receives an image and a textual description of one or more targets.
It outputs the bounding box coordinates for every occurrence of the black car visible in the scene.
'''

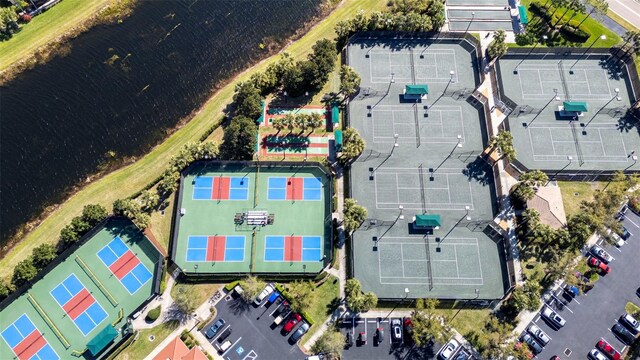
[217,327,232,343]
[391,319,403,344]
[620,227,631,240]
[375,327,385,345]
[521,333,543,355]
[345,332,353,348]
[205,319,225,339]
[612,323,636,345]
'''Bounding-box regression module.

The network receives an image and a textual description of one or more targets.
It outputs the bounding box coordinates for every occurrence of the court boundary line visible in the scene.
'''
[369,49,459,84]
[1,313,62,360]
[184,235,247,263]
[49,274,108,337]
[97,237,153,295]
[515,67,613,100]
[262,235,323,263]
[191,175,250,201]
[370,106,466,144]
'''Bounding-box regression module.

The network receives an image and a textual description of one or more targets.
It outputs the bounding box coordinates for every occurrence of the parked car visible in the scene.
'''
[588,256,611,274]
[219,340,232,353]
[612,323,636,345]
[588,349,609,360]
[521,333,543,355]
[620,226,631,240]
[439,339,460,360]
[375,327,385,345]
[358,331,366,345]
[217,327,232,343]
[596,339,621,360]
[527,323,550,346]
[453,350,471,360]
[606,229,624,247]
[541,306,566,328]
[621,313,640,334]
[637,287,640,298]
[254,284,275,305]
[283,313,302,334]
[391,319,403,344]
[266,291,280,305]
[290,322,310,343]
[345,332,353,348]
[591,245,613,263]
[403,318,414,344]
[205,318,225,339]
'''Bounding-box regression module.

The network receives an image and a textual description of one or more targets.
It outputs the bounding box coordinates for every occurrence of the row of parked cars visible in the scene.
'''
[257,283,311,343]
[588,314,640,360]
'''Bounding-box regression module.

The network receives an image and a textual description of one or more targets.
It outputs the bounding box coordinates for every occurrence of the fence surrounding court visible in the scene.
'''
[27,293,70,349]
[75,255,119,307]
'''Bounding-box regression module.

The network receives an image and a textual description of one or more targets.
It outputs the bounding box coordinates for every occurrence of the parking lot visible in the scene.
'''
[338,316,453,360]
[522,210,640,358]
[200,288,306,360]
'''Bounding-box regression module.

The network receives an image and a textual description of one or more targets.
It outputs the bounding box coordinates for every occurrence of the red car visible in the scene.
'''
[596,339,621,360]
[283,313,301,333]
[589,257,611,274]
[403,318,413,344]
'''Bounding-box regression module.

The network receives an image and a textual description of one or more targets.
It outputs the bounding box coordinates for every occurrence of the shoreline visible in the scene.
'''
[0,0,367,272]
[0,0,138,85]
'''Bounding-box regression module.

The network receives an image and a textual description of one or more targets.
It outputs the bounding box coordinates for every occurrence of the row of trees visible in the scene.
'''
[341,127,366,162]
[0,6,20,40]
[343,198,367,233]
[271,113,325,134]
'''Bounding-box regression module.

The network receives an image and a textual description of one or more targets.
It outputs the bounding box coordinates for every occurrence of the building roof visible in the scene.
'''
[415,214,441,228]
[332,105,340,124]
[87,325,119,356]
[518,6,528,24]
[153,336,189,360]
[182,347,209,360]
[526,184,567,229]
[563,101,588,112]
[405,84,429,95]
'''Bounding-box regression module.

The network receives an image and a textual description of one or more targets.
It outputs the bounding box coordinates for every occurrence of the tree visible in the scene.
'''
[271,116,287,133]
[0,7,18,38]
[341,127,365,160]
[567,212,594,249]
[487,30,508,60]
[288,280,316,313]
[239,276,265,303]
[12,258,37,288]
[158,171,180,196]
[512,170,548,203]
[488,131,516,161]
[70,216,91,234]
[170,284,197,323]
[345,279,378,313]
[81,204,108,226]
[233,82,263,119]
[339,65,361,98]
[60,224,80,245]
[411,298,449,346]
[139,190,159,211]
[306,39,337,89]
[0,278,11,301]
[311,329,345,359]
[220,115,258,160]
[308,113,324,131]
[562,0,586,25]
[31,244,57,270]
[343,198,367,233]
[283,113,296,133]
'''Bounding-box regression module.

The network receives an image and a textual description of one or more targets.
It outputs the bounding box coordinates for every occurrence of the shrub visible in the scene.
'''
[146,305,161,322]
[12,258,37,288]
[31,243,57,270]
[81,204,108,226]
[560,24,590,43]
[0,278,11,301]
[224,280,241,292]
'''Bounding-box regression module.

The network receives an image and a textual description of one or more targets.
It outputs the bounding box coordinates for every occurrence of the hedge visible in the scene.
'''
[273,283,315,325]
[145,305,161,322]
[224,280,241,292]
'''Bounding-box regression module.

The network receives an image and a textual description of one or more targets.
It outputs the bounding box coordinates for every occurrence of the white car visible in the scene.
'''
[605,229,624,247]
[439,339,460,359]
[527,323,550,345]
[621,313,640,334]
[541,306,566,328]
[253,284,274,305]
[590,245,613,263]
[588,349,608,360]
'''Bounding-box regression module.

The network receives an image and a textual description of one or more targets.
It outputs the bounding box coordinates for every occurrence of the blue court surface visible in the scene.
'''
[192,176,249,200]
[1,314,60,360]
[50,274,108,336]
[186,235,246,262]
[264,235,322,261]
[98,236,153,295]
[267,177,322,201]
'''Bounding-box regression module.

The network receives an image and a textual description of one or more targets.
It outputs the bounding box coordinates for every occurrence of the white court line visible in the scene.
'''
[454,245,460,277]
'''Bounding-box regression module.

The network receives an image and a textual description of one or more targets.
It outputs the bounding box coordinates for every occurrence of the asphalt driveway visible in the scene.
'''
[200,289,306,360]
[524,210,640,359]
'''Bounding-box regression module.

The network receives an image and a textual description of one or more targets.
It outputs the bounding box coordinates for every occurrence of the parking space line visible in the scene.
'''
[624,215,639,228]
[222,336,243,356]
[242,350,258,360]
[211,325,231,343]
[550,294,573,313]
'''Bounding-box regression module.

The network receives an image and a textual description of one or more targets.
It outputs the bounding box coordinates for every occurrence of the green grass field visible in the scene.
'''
[0,0,388,279]
[114,321,178,360]
[299,276,340,343]
[558,181,605,217]
[0,0,113,73]
[516,0,621,48]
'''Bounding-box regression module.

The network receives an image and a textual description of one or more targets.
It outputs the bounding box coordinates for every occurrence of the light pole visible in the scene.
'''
[437,206,470,250]
[549,155,572,184]
[624,155,638,172]
[524,89,559,127]
[581,88,620,131]
[569,35,606,74]
[430,135,462,180]
[514,35,548,74]
[376,205,404,247]
[390,133,399,156]
[385,287,411,319]
[464,12,475,35]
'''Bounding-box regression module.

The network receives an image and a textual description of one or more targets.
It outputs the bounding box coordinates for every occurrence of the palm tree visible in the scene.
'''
[308,113,324,132]
[283,113,296,134]
[488,131,516,161]
[561,0,586,26]
[341,127,365,160]
[576,0,608,27]
[553,0,581,27]
[519,170,549,187]
[271,117,286,134]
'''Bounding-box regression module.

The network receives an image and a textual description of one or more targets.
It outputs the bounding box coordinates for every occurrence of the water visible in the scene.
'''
[0,0,320,242]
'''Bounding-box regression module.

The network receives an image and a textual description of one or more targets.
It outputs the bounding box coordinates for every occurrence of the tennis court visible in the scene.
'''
[497,54,640,172]
[50,274,108,336]
[185,235,246,262]
[97,236,153,294]
[0,218,162,359]
[1,314,59,360]
[264,236,322,262]
[347,36,510,300]
[193,176,249,200]
[173,162,331,275]
[267,176,322,201]
[446,0,508,5]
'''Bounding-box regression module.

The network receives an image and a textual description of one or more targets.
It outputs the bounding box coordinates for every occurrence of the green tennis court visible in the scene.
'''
[0,218,162,359]
[171,162,332,275]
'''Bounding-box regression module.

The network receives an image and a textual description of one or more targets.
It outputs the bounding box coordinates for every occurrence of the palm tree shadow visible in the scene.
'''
[462,157,491,185]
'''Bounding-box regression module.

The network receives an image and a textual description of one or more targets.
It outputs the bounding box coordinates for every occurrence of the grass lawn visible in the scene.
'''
[607,10,639,32]
[558,181,605,217]
[517,0,621,48]
[0,0,388,277]
[171,283,222,306]
[434,307,491,337]
[299,275,340,344]
[114,321,179,360]
[0,0,112,73]
[148,194,175,251]
[626,302,640,316]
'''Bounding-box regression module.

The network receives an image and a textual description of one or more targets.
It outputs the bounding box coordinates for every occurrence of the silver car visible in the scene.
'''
[527,323,550,345]
[541,306,566,328]
[590,245,613,263]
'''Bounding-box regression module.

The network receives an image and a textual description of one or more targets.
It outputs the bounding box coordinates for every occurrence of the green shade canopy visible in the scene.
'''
[332,105,340,124]
[258,101,265,124]
[335,130,343,151]
[563,101,588,112]
[415,214,441,228]
[87,325,118,356]
[518,6,528,25]
[405,84,429,95]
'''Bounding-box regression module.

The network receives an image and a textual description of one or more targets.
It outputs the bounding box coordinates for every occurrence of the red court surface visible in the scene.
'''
[286,178,304,201]
[109,250,140,279]
[15,331,46,360]
[284,236,302,261]
[206,236,226,261]
[212,177,230,200]
[63,289,93,320]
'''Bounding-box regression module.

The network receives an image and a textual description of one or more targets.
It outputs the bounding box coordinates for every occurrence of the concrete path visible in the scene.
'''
[606,0,640,31]
[132,268,178,330]
[584,3,632,36]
